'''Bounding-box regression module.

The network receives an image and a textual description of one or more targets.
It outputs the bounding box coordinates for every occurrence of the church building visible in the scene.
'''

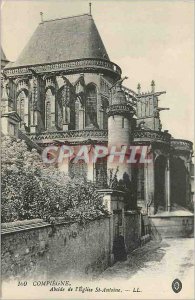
[1,11,194,224]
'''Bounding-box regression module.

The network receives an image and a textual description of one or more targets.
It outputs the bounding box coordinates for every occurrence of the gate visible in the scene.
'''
[112,209,127,262]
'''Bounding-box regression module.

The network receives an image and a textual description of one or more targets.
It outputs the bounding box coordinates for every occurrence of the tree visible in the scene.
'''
[1,136,108,223]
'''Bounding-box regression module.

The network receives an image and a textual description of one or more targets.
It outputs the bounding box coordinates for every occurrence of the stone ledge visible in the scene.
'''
[149,210,194,218]
[1,219,50,235]
[1,216,110,235]
[1,218,44,228]
[171,138,193,152]
[4,58,122,79]
[133,129,171,144]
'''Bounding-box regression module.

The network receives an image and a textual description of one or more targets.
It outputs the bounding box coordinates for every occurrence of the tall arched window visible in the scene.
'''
[95,158,107,188]
[85,83,98,128]
[57,81,75,130]
[45,88,54,130]
[57,93,63,129]
[17,90,28,127]
[101,96,109,129]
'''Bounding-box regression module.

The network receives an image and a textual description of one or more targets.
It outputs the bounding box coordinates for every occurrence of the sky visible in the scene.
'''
[1,0,194,142]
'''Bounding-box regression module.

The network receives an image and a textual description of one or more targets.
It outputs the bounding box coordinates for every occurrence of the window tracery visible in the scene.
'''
[17,90,28,127]
[57,79,75,130]
[85,83,98,128]
[45,88,53,130]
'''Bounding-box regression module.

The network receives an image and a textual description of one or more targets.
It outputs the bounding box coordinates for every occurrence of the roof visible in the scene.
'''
[1,47,9,68]
[18,130,42,153]
[1,47,8,61]
[10,14,110,68]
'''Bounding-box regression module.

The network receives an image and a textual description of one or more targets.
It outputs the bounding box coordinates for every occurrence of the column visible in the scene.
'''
[2,79,9,113]
[79,106,84,129]
[96,91,101,128]
[30,76,38,133]
[99,108,104,129]
[165,157,171,212]
[146,154,155,215]
[144,163,148,212]
[24,93,29,127]
[51,94,56,130]
[87,161,94,182]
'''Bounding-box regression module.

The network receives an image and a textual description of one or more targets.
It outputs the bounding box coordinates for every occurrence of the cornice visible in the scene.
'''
[4,58,121,80]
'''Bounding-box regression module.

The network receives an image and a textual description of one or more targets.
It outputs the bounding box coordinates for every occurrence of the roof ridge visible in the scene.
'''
[42,13,91,24]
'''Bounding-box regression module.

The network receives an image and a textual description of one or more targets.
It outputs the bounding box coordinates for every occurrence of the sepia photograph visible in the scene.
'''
[1,0,194,299]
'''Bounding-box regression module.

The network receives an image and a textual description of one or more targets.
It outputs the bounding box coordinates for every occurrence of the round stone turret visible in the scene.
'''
[107,84,134,118]
[107,78,135,182]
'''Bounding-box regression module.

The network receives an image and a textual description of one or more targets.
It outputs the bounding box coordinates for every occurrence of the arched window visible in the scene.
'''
[17,90,28,127]
[57,94,63,129]
[69,158,87,179]
[95,158,107,188]
[85,83,98,128]
[57,81,75,130]
[101,96,109,129]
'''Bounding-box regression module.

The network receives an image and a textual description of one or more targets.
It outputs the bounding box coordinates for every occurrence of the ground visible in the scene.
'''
[97,238,194,299]
[2,238,194,299]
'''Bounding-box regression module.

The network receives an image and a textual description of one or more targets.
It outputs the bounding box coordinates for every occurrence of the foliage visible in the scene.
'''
[107,167,122,190]
[1,136,108,223]
[107,167,136,209]
[107,167,129,192]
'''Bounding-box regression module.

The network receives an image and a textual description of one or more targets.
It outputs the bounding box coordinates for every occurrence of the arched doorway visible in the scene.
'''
[170,157,187,208]
[154,155,167,213]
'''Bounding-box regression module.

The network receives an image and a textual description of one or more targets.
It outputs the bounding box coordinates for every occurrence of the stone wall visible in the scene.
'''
[149,214,194,238]
[1,217,111,281]
[2,212,142,281]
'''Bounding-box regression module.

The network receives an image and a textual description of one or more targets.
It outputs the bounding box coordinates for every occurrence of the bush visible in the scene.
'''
[1,136,108,223]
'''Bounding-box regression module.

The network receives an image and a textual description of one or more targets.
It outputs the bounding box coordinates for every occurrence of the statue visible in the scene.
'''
[2,79,10,100]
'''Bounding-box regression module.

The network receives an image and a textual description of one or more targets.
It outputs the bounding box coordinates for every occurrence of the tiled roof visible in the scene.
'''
[10,14,110,68]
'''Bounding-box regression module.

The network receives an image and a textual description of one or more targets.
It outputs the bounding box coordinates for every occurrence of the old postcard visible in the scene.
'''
[1,0,194,299]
